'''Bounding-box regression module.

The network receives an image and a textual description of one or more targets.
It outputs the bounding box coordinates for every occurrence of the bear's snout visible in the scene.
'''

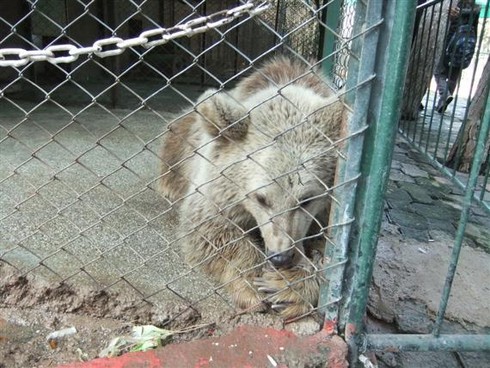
[267,250,295,268]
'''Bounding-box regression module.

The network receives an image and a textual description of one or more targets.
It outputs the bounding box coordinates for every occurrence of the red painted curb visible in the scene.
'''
[58,325,348,368]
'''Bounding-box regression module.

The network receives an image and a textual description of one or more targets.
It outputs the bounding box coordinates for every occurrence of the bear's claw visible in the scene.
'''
[253,278,278,294]
[270,301,294,311]
[253,267,319,319]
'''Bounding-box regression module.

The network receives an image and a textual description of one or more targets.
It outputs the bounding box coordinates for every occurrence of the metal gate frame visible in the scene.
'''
[337,0,490,365]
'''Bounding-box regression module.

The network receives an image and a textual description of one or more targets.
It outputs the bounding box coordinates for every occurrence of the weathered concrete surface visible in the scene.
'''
[370,231,490,329]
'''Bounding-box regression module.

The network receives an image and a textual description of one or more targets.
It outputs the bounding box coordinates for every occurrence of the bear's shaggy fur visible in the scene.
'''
[159,56,345,319]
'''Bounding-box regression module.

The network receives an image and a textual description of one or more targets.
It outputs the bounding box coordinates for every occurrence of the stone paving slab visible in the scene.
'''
[385,140,490,253]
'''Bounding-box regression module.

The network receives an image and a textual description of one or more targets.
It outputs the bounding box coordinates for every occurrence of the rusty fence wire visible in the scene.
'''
[0,0,364,329]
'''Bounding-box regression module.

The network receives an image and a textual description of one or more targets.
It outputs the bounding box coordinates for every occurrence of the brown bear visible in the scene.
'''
[159,56,344,319]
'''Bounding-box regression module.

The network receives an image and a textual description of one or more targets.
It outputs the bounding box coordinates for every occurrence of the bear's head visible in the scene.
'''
[195,85,343,268]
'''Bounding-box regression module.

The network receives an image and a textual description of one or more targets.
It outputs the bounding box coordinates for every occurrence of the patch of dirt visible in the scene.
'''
[0,263,193,367]
[368,230,490,331]
[1,262,311,367]
[0,272,199,327]
[0,307,127,368]
[7,214,489,367]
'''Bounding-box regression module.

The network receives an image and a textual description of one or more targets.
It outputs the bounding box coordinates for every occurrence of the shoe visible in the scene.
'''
[437,95,453,114]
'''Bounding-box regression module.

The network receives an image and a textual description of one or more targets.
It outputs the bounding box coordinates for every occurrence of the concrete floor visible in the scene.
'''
[0,84,232,317]
[1,79,489,367]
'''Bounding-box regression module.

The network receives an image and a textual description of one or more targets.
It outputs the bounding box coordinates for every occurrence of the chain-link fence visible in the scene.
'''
[0,1,347,105]
[0,0,360,332]
[3,1,490,366]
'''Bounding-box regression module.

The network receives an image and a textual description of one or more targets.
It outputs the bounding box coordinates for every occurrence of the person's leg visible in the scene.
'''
[438,67,461,113]
[434,61,450,112]
[447,67,461,96]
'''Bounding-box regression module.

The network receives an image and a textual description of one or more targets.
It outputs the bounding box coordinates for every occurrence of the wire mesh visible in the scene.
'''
[0,0,362,327]
[3,2,490,365]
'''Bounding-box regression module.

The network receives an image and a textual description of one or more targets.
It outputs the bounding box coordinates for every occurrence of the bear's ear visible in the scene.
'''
[196,89,250,141]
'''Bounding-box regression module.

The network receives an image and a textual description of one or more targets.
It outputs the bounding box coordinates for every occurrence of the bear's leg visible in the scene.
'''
[182,219,267,313]
[254,255,322,320]
[220,242,268,312]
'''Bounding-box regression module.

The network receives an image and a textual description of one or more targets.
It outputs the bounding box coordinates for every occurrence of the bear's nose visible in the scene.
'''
[267,250,294,268]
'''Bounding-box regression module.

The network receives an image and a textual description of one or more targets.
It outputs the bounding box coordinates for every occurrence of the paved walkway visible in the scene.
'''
[387,139,490,250]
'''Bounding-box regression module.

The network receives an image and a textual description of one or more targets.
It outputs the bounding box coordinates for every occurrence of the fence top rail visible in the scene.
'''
[0,1,270,67]
[417,0,444,12]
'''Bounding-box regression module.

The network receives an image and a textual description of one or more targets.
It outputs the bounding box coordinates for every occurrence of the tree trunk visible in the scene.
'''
[446,56,490,173]
[401,0,450,120]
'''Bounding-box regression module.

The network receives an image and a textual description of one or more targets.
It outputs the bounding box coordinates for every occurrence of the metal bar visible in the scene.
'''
[367,334,490,352]
[320,0,342,78]
[103,0,120,108]
[320,0,381,331]
[419,1,447,155]
[342,0,417,363]
[409,4,431,143]
[420,6,437,149]
[480,152,490,202]
[417,0,444,12]
[433,73,490,336]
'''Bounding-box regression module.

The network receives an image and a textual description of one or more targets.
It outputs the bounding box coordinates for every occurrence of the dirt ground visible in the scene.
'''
[0,262,297,368]
[369,228,490,330]
[3,229,489,368]
[366,227,490,368]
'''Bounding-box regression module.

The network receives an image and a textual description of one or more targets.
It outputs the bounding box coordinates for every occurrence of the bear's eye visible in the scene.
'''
[298,196,313,208]
[255,193,270,208]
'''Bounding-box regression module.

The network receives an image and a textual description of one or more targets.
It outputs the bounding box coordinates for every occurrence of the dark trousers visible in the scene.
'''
[434,59,462,104]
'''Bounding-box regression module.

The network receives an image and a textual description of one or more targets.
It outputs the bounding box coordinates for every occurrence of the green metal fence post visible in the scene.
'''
[319,0,382,332]
[320,0,343,78]
[341,0,417,364]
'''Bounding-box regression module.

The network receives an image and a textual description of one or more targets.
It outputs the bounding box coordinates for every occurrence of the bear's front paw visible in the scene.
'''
[227,278,269,314]
[254,267,320,320]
